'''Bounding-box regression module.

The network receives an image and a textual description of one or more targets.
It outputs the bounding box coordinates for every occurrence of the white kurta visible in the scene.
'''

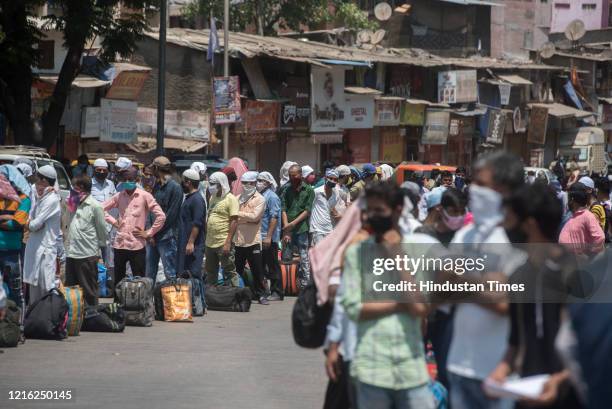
[23,189,62,292]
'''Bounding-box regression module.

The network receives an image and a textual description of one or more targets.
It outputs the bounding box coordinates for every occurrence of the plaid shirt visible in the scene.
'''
[341,239,430,390]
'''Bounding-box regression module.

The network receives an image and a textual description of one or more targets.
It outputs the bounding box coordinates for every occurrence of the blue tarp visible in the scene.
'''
[316,59,371,67]
[564,80,583,110]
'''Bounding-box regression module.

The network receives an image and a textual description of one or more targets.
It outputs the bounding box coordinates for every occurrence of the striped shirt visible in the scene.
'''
[0,194,31,251]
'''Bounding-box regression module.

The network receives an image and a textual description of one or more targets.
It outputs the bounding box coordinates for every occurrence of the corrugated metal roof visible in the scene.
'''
[405,98,450,107]
[497,75,533,85]
[345,87,382,95]
[528,103,595,119]
[38,74,110,88]
[433,0,504,6]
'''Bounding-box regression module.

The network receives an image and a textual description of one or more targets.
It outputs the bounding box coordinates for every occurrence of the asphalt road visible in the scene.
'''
[0,300,327,409]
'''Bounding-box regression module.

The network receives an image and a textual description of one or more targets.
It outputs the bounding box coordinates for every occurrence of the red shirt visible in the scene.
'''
[559,208,605,254]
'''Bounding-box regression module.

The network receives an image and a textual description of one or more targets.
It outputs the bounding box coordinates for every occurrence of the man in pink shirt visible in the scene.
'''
[559,182,605,255]
[103,167,166,284]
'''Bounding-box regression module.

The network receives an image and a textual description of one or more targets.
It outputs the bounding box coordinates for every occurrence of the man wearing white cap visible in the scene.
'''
[310,169,342,246]
[23,165,62,304]
[91,158,117,271]
[579,176,607,232]
[234,171,269,304]
[177,169,207,310]
[335,165,352,208]
[190,161,209,218]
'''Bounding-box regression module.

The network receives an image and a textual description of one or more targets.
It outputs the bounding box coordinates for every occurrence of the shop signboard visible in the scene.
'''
[400,103,426,126]
[136,108,210,141]
[422,109,450,145]
[486,108,506,144]
[343,95,374,129]
[280,85,310,130]
[100,98,137,143]
[379,128,404,163]
[311,66,345,132]
[106,71,149,101]
[213,76,241,124]
[81,107,100,138]
[241,100,280,133]
[374,98,402,126]
[527,106,549,145]
[438,70,478,104]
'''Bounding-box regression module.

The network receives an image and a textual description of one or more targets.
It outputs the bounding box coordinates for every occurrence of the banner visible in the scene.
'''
[380,128,404,163]
[280,85,310,130]
[100,99,137,143]
[311,66,345,133]
[499,83,511,106]
[422,109,450,145]
[486,108,506,144]
[344,95,374,129]
[136,108,210,141]
[106,71,149,101]
[81,107,100,138]
[213,76,241,124]
[438,70,478,104]
[241,100,280,133]
[400,103,426,126]
[374,98,402,126]
[527,106,549,145]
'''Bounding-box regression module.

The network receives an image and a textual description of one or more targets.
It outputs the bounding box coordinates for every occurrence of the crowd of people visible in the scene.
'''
[0,150,611,409]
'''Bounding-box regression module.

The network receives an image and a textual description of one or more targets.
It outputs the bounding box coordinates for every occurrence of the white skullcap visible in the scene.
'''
[16,163,33,178]
[241,171,258,183]
[182,169,200,182]
[578,176,595,190]
[336,165,351,176]
[302,165,314,178]
[93,158,108,169]
[191,162,207,173]
[38,164,57,180]
[115,157,132,170]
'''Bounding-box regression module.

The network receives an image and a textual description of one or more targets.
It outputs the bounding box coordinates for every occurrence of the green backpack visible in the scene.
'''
[0,300,21,347]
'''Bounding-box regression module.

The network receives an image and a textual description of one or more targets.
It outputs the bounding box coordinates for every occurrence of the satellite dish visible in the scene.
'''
[374,2,393,21]
[357,30,371,44]
[565,19,586,42]
[371,29,386,45]
[539,42,556,59]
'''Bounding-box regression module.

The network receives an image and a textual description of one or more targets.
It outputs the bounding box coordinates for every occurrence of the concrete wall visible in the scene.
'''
[551,0,604,33]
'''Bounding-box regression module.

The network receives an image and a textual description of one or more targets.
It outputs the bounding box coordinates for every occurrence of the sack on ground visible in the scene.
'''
[24,288,69,340]
[292,283,332,349]
[206,285,252,312]
[0,300,21,347]
[161,281,193,322]
[115,276,154,327]
[60,285,84,336]
[81,303,126,332]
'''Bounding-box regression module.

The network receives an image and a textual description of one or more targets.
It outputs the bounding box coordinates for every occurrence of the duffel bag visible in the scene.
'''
[60,285,84,336]
[154,278,194,320]
[0,300,21,347]
[206,285,252,312]
[24,288,69,340]
[161,281,193,322]
[81,303,126,332]
[292,283,332,349]
[180,272,205,317]
[115,276,154,311]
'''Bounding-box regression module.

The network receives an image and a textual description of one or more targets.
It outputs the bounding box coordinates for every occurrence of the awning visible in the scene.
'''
[453,106,488,116]
[38,74,110,88]
[497,75,533,85]
[113,62,151,74]
[599,97,612,104]
[406,98,450,107]
[128,136,207,153]
[315,59,372,67]
[432,0,504,6]
[345,86,382,95]
[528,103,595,119]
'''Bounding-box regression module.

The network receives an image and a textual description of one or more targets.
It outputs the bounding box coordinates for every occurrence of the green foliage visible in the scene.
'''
[335,2,378,31]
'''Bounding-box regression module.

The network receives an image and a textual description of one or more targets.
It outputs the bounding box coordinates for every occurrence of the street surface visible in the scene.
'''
[0,300,326,409]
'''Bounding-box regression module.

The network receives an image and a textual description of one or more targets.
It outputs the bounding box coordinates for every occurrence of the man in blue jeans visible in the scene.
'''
[281,164,314,289]
[146,156,182,281]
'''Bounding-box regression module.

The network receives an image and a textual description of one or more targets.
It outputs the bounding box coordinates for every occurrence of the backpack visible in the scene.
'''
[81,303,126,332]
[115,276,154,327]
[292,283,332,349]
[206,285,252,312]
[24,288,69,340]
[0,300,21,347]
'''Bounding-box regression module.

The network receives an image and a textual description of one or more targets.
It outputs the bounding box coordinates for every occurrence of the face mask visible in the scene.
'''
[94,171,107,181]
[469,184,503,227]
[118,181,137,192]
[442,209,465,231]
[325,180,337,189]
[505,225,528,244]
[291,177,302,188]
[306,174,316,184]
[67,189,81,213]
[256,181,266,192]
[208,184,219,195]
[242,185,256,197]
[367,214,394,235]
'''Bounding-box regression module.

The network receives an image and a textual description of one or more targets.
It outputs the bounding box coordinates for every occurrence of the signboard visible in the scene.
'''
[513,106,527,133]
[380,128,404,163]
[280,84,310,130]
[602,104,612,130]
[213,76,242,124]
[312,133,344,144]
[486,108,506,144]
[438,70,478,104]
[136,108,210,141]
[242,100,280,133]
[311,66,345,133]
[530,148,544,168]
[81,107,100,138]
[449,119,461,137]
[345,129,371,163]
[400,103,426,126]
[422,109,450,145]
[344,95,374,129]
[527,106,549,145]
[106,71,149,101]
[31,79,55,100]
[100,98,137,143]
[499,84,511,106]
[374,98,402,126]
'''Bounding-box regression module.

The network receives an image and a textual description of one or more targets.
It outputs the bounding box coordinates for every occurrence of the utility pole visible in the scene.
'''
[156,0,167,156]
[223,0,230,159]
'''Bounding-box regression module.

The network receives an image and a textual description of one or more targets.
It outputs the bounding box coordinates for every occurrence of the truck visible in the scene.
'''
[558,127,606,174]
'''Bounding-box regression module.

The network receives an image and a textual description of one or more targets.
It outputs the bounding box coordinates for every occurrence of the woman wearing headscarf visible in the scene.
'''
[227,157,249,196]
[204,172,240,287]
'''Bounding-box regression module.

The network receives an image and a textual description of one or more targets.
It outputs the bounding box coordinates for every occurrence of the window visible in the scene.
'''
[555,3,570,8]
[582,3,597,10]
[37,40,54,70]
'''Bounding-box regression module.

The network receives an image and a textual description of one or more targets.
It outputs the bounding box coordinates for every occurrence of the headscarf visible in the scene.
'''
[228,157,248,196]
[239,171,259,203]
[191,162,207,175]
[280,161,297,187]
[16,163,33,178]
[302,165,314,179]
[0,174,20,202]
[0,164,31,196]
[209,171,231,198]
[379,164,394,181]
[257,171,278,191]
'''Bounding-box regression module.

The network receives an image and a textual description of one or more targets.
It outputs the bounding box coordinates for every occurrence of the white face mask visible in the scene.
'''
[242,184,256,197]
[469,184,503,227]
[256,181,266,192]
[208,184,219,195]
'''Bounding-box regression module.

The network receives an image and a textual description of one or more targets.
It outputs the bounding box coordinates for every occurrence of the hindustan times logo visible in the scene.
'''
[372,255,487,276]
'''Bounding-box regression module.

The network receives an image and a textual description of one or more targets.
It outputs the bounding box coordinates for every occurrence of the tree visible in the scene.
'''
[0,1,151,149]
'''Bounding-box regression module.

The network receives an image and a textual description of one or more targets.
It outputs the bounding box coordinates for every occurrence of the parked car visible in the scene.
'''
[524,167,556,185]
[173,155,228,178]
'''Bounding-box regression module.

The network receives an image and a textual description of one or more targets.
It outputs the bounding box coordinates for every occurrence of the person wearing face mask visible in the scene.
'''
[335,165,352,208]
[72,154,93,178]
[205,172,240,287]
[447,151,527,409]
[416,187,466,246]
[257,171,283,301]
[23,165,62,305]
[103,166,166,285]
[233,171,269,305]
[349,164,376,202]
[141,165,157,194]
[454,167,467,192]
[281,164,315,290]
[91,159,117,271]
[145,156,182,281]
[559,182,605,256]
[190,161,209,203]
[65,175,107,306]
[302,165,317,186]
[177,170,206,302]
[341,182,435,409]
[310,169,342,247]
